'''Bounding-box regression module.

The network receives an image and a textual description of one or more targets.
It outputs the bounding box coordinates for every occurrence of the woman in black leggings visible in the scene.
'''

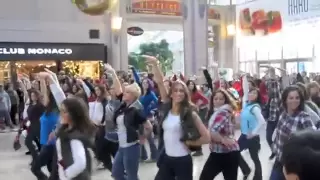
[24,90,45,164]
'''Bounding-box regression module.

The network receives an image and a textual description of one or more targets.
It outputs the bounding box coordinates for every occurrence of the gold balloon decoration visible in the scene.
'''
[73,0,111,16]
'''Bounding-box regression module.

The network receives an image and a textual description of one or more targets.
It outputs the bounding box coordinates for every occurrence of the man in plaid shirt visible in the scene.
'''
[265,68,281,159]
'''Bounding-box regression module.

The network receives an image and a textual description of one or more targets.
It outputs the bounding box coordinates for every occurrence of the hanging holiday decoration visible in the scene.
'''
[73,0,115,16]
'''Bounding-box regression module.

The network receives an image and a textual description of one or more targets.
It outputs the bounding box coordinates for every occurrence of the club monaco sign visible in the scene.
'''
[0,48,73,55]
[0,43,106,60]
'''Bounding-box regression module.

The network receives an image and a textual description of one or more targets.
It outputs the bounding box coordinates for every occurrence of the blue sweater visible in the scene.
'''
[40,111,59,145]
[139,91,158,117]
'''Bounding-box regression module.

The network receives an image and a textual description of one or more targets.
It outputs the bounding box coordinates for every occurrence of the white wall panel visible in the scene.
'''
[0,0,108,43]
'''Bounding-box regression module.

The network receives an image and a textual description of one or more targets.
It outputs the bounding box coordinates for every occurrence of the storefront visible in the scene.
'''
[0,42,106,82]
[236,0,320,76]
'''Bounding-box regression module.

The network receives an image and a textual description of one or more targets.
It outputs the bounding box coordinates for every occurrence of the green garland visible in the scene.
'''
[74,0,110,16]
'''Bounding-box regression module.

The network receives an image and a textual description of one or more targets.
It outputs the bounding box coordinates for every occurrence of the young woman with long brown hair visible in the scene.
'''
[144,55,210,180]
[200,88,240,180]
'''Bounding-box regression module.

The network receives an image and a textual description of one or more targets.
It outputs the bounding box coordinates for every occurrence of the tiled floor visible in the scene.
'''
[0,130,274,180]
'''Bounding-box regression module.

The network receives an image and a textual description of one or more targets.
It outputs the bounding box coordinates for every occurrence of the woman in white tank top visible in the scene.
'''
[143,55,210,180]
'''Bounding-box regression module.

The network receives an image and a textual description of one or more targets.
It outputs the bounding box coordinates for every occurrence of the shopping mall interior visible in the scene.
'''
[1,0,320,83]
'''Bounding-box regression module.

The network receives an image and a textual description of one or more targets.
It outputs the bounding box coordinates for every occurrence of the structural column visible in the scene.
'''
[182,0,208,77]
[106,0,129,72]
[216,5,237,71]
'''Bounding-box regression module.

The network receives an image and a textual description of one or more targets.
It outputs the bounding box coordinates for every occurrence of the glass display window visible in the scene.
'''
[239,61,256,75]
[269,46,282,60]
[283,44,298,59]
[16,61,57,78]
[297,44,313,58]
[258,63,281,78]
[238,47,247,62]
[0,62,10,83]
[62,60,102,79]
[257,48,269,60]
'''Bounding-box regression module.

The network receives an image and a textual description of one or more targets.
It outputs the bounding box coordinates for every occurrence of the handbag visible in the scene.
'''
[13,136,21,151]
[180,110,201,142]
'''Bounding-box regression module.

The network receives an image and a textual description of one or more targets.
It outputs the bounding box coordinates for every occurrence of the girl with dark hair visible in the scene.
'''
[145,56,209,180]
[41,71,96,180]
[57,98,95,180]
[200,88,240,180]
[238,75,265,180]
[296,82,320,124]
[186,80,209,156]
[270,86,316,180]
[25,89,45,165]
[307,81,320,107]
[87,83,115,171]
[31,73,60,180]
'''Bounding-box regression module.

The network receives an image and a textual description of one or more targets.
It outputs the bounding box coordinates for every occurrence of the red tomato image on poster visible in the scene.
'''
[267,11,282,33]
[238,8,282,36]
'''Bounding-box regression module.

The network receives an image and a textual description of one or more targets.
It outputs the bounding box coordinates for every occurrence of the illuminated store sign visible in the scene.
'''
[0,42,105,60]
[0,48,73,55]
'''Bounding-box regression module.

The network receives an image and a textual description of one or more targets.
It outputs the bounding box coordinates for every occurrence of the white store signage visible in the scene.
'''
[0,48,73,55]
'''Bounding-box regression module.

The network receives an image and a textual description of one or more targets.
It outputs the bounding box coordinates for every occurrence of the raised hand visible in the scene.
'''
[44,68,58,83]
[142,55,158,66]
[104,63,115,72]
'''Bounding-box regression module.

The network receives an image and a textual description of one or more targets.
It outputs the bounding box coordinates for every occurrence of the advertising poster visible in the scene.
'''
[236,0,320,36]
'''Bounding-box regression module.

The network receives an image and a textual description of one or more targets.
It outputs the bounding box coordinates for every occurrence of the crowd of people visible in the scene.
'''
[2,55,320,180]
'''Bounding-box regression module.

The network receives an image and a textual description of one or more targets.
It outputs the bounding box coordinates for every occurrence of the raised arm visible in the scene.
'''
[39,72,66,107]
[18,78,30,103]
[242,75,249,107]
[202,67,213,91]
[130,66,141,84]
[39,76,48,105]
[144,55,169,102]
[77,79,91,97]
[104,64,122,96]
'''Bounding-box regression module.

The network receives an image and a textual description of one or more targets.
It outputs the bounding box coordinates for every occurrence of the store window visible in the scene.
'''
[246,49,256,61]
[283,43,298,59]
[62,61,101,79]
[238,48,247,62]
[239,48,256,62]
[16,61,57,77]
[297,43,313,58]
[257,49,269,60]
[239,61,256,75]
[258,63,281,78]
[0,62,10,83]
[269,46,282,60]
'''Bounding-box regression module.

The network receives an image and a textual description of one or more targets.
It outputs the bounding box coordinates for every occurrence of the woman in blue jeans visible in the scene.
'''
[130,66,158,162]
[106,64,153,180]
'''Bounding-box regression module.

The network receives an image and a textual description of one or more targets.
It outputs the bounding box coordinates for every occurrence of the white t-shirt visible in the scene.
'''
[117,114,138,148]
